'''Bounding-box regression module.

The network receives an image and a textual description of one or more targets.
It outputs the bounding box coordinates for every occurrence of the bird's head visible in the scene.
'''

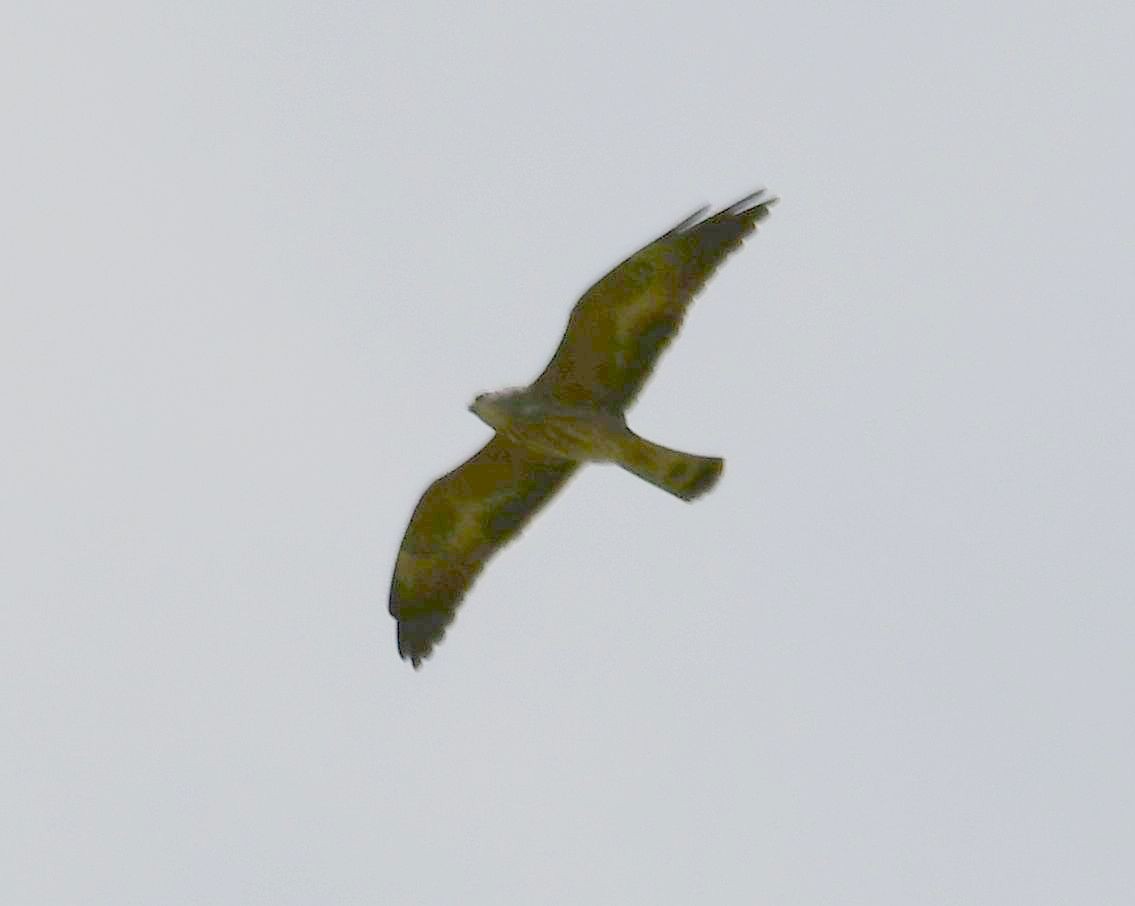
[469,389,509,430]
[469,387,532,431]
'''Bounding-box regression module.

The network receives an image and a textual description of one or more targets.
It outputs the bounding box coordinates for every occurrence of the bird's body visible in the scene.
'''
[471,387,723,499]
[390,190,776,666]
[470,388,627,461]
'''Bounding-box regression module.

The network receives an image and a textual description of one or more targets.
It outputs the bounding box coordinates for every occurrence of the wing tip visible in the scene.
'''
[670,188,778,235]
[721,188,779,220]
[666,204,712,236]
[396,617,445,669]
[391,584,455,670]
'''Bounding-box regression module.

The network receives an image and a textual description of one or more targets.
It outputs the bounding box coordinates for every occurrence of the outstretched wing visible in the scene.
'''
[533,191,776,410]
[389,434,578,667]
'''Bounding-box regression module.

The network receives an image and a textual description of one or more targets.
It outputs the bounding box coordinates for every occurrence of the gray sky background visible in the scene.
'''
[4,2,1133,903]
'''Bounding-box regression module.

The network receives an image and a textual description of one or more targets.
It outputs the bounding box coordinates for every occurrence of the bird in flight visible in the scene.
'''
[389,190,777,667]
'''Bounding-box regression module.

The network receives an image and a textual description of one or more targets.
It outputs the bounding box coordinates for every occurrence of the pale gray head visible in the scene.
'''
[468,387,537,430]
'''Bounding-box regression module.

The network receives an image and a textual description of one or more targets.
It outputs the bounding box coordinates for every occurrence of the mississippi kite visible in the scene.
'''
[389,190,777,666]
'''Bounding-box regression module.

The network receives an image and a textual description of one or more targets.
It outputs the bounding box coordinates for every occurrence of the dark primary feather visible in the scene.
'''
[533,190,776,411]
[389,435,577,667]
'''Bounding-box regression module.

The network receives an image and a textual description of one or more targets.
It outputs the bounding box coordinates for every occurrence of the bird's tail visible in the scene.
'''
[615,430,723,501]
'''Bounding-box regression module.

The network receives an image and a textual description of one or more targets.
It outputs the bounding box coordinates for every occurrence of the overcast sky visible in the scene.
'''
[4,2,1133,903]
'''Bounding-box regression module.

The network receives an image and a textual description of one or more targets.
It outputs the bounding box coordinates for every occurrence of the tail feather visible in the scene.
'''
[616,431,723,501]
